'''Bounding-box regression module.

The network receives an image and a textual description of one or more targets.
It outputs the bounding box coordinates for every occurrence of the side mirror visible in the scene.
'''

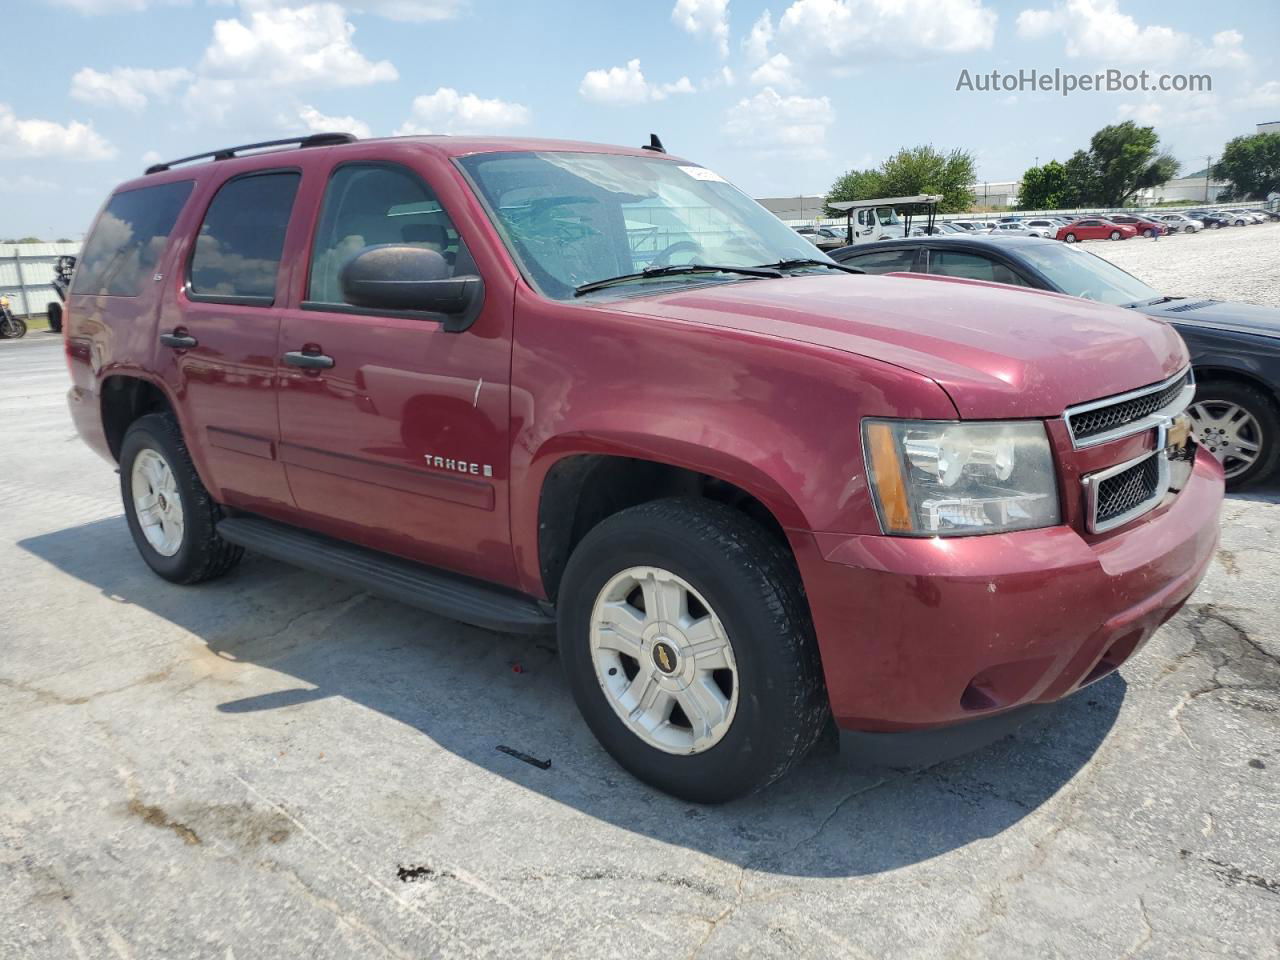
[339,244,484,333]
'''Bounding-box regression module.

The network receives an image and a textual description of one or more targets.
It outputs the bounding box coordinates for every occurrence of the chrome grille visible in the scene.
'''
[1095,454,1162,526]
[1064,368,1195,448]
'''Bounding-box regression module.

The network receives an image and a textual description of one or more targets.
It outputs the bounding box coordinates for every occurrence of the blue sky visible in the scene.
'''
[3,0,1277,238]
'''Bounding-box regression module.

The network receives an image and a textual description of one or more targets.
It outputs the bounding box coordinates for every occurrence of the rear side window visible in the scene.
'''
[930,250,1029,286]
[189,171,301,304]
[836,248,918,274]
[73,180,193,297]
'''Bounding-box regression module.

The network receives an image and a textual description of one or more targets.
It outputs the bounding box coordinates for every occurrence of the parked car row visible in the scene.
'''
[829,233,1280,488]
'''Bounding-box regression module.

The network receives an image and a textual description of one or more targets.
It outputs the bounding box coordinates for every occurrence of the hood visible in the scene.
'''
[1139,299,1280,340]
[607,273,1187,419]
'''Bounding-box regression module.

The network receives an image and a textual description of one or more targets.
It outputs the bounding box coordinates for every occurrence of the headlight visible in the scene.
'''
[862,419,1060,536]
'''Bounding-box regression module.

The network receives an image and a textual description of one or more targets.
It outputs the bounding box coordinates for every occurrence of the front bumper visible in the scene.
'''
[792,446,1224,732]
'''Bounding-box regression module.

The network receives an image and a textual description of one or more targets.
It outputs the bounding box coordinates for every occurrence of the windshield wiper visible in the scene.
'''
[573,263,782,297]
[759,257,865,275]
[1122,295,1182,308]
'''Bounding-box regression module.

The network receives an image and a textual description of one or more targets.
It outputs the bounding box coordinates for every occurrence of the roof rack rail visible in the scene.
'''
[144,132,357,175]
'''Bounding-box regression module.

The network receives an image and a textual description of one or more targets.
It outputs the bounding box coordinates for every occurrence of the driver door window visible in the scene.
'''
[307,163,476,306]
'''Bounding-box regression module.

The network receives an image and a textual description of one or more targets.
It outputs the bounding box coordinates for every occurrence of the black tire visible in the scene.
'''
[1211,221,1221,229]
[558,498,829,803]
[1109,230,1122,240]
[47,302,62,334]
[1064,232,1078,243]
[119,412,243,584]
[1192,380,1280,489]
[1,315,26,339]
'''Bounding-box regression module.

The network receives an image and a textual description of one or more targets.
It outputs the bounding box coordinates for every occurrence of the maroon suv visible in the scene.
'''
[65,133,1223,801]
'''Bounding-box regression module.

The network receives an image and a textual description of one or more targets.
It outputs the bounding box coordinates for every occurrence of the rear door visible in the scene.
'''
[158,167,303,515]
[274,157,516,584]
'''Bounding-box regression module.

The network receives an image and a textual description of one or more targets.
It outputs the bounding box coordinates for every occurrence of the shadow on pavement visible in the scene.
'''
[21,515,1127,878]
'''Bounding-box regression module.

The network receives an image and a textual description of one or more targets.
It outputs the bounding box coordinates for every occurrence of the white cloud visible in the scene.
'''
[671,0,730,57]
[70,66,193,110]
[1016,0,1250,67]
[393,88,530,135]
[750,53,798,88]
[47,0,188,12]
[185,3,397,120]
[141,149,164,167]
[579,59,696,104]
[779,0,996,56]
[722,87,833,150]
[297,104,373,139]
[1117,92,1218,128]
[0,174,58,194]
[743,10,775,63]
[1233,80,1280,111]
[351,0,463,20]
[0,103,115,160]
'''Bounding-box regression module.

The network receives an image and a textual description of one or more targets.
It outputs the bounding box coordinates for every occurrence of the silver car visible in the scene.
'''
[1154,213,1202,234]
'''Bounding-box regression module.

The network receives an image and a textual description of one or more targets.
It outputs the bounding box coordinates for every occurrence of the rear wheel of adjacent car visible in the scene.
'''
[120,413,244,584]
[1109,230,1122,240]
[1064,232,1078,243]
[1188,380,1280,488]
[558,498,829,803]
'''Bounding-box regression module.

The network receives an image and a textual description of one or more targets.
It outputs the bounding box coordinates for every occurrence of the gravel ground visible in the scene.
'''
[2,291,1279,957]
[1085,221,1280,307]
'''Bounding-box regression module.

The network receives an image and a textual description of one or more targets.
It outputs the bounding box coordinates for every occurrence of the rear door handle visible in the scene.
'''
[159,331,198,349]
[283,350,335,370]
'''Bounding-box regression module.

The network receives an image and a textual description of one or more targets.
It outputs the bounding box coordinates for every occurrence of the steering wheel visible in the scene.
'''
[650,240,703,267]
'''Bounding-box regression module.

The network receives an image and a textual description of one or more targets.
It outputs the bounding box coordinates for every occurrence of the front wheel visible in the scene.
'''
[1188,381,1280,488]
[1064,233,1078,243]
[0,315,27,339]
[558,498,829,803]
[1109,230,1122,240]
[120,413,243,583]
[47,302,63,334]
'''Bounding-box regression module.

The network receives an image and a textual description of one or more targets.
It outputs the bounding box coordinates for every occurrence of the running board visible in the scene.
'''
[216,516,555,635]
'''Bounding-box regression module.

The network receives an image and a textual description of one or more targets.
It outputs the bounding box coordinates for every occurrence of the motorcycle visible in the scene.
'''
[0,294,27,339]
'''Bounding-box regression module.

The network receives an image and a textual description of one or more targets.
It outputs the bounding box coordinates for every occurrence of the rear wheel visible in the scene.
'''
[1064,232,1078,243]
[1109,230,1122,240]
[0,314,27,339]
[120,413,243,583]
[47,302,62,334]
[1189,381,1280,488]
[558,498,829,803]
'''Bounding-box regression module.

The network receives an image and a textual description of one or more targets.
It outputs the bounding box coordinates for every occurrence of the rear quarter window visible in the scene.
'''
[73,180,194,297]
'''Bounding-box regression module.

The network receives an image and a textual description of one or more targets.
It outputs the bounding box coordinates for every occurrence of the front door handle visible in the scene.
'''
[159,331,198,349]
[283,350,335,370]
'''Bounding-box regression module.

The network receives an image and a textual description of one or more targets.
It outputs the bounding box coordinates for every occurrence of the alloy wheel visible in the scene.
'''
[1188,400,1263,480]
[589,566,738,755]
[131,448,185,556]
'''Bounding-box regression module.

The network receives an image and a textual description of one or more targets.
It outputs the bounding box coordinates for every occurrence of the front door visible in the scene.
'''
[275,160,514,584]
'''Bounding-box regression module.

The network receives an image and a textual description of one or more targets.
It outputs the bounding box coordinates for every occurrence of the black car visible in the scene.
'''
[829,235,1280,487]
[1185,211,1233,229]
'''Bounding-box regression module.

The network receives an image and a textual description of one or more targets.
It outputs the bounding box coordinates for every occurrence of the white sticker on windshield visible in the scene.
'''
[679,165,728,183]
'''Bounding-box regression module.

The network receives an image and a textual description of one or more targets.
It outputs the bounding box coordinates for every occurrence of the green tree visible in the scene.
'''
[1018,160,1068,209]
[1060,149,1099,207]
[1087,121,1179,206]
[1214,132,1280,199]
[14,236,42,244]
[826,145,976,215]
[824,168,886,216]
[878,145,977,213]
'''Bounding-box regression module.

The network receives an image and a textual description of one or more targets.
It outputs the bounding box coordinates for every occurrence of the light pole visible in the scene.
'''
[1205,156,1212,203]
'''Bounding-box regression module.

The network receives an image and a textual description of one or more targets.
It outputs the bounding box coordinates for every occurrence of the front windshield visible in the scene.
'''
[1016,242,1159,306]
[457,151,827,299]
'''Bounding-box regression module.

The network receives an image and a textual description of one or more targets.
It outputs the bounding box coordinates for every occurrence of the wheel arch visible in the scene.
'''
[99,373,178,462]
[531,440,806,603]
[1192,364,1280,410]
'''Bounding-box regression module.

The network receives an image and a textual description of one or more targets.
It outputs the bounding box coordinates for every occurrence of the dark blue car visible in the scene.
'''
[830,234,1280,487]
